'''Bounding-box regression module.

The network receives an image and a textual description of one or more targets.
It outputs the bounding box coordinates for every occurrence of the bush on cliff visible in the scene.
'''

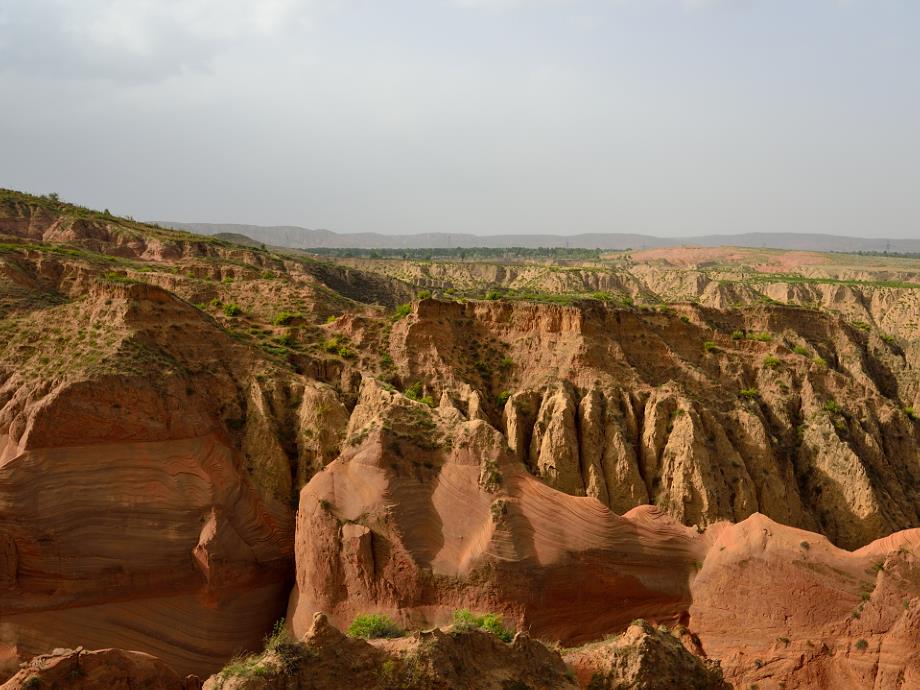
[452,609,515,643]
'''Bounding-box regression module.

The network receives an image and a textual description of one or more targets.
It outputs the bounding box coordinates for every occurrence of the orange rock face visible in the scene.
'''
[0,647,197,690]
[287,379,920,688]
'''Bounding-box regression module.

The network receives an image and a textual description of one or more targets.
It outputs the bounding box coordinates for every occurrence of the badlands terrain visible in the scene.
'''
[1,188,919,689]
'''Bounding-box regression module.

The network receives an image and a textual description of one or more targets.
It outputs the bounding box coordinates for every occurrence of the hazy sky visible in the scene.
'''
[1,0,918,237]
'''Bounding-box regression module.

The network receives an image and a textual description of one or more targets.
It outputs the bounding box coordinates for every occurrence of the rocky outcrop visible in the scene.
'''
[0,647,197,690]
[564,620,730,690]
[203,612,577,690]
[690,515,920,689]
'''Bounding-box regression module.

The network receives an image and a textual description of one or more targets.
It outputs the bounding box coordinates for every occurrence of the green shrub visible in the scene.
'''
[880,333,896,345]
[485,289,502,301]
[813,356,828,367]
[392,303,412,320]
[223,303,242,317]
[347,614,404,639]
[497,390,511,407]
[273,311,300,326]
[823,399,842,414]
[418,289,432,299]
[793,345,809,355]
[703,341,719,353]
[855,639,868,651]
[905,407,917,421]
[731,330,745,340]
[851,320,871,331]
[740,388,760,399]
[499,356,513,370]
[404,382,424,401]
[750,332,773,342]
[763,355,781,369]
[452,609,514,643]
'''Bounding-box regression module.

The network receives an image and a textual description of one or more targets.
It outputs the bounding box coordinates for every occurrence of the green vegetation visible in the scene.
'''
[793,345,810,355]
[731,330,745,340]
[905,407,917,421]
[763,355,781,369]
[823,399,842,415]
[223,303,242,317]
[216,619,301,684]
[703,341,719,353]
[346,614,404,639]
[855,639,868,651]
[321,335,355,359]
[813,356,828,367]
[851,320,871,331]
[740,388,760,400]
[272,311,300,326]
[392,303,412,320]
[451,609,514,643]
[417,289,432,299]
[497,390,511,407]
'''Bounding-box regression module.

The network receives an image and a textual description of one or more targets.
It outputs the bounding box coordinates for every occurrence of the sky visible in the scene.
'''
[0,0,918,238]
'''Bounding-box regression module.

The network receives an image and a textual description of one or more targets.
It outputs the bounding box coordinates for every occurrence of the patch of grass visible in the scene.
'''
[731,330,745,340]
[793,345,810,356]
[905,407,917,421]
[497,390,511,407]
[347,614,404,639]
[750,332,773,342]
[763,355,781,369]
[740,387,760,400]
[417,289,432,299]
[223,303,242,317]
[452,609,514,643]
[855,639,868,651]
[851,320,871,331]
[813,356,828,368]
[703,341,719,353]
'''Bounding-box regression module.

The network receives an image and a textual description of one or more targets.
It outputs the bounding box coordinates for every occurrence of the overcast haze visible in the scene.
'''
[1,0,918,238]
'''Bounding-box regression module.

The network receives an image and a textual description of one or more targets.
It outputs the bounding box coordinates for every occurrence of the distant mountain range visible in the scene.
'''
[159,221,920,253]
